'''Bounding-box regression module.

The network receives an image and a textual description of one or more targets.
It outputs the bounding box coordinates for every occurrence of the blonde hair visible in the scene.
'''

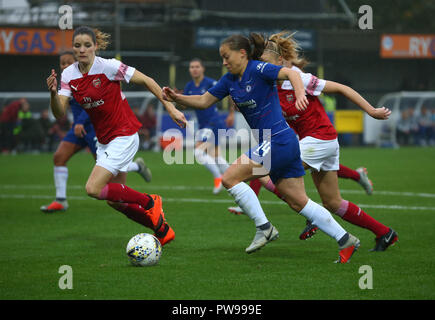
[94,29,111,50]
[267,31,309,70]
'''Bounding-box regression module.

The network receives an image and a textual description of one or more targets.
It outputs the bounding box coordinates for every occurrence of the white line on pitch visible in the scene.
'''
[1,193,434,211]
[1,184,435,199]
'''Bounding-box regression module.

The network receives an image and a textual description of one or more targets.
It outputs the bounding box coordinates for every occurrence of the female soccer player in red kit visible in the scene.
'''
[46,26,187,246]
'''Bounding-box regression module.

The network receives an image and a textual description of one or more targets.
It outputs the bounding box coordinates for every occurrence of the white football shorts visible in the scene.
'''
[299,136,340,171]
[96,133,139,175]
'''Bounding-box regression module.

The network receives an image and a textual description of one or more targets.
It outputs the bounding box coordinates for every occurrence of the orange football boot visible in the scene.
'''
[40,201,68,213]
[144,194,175,246]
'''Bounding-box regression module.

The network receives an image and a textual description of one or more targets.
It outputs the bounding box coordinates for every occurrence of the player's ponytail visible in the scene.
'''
[94,29,111,51]
[268,31,309,70]
[248,33,266,61]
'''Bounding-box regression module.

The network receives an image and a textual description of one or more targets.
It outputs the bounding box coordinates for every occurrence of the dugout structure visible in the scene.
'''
[363,91,435,148]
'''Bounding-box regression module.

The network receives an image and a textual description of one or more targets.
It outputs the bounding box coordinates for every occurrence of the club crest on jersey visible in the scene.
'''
[92,78,101,88]
[246,85,252,92]
[286,93,294,103]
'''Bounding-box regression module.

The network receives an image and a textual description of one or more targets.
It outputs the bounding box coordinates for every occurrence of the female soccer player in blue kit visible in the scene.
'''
[163,33,360,263]
[184,58,229,194]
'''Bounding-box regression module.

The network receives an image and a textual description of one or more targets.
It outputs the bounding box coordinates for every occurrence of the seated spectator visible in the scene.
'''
[47,115,71,152]
[396,109,411,146]
[407,108,419,145]
[38,109,54,151]
[0,98,28,154]
[14,100,36,152]
[417,106,432,146]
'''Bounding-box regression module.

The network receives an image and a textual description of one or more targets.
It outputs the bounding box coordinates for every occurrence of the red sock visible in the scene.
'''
[117,203,154,229]
[337,164,360,181]
[249,178,262,196]
[264,179,283,199]
[99,183,153,209]
[336,200,389,238]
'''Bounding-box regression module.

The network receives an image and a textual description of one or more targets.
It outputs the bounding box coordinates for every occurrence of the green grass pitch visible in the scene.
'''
[0,147,434,300]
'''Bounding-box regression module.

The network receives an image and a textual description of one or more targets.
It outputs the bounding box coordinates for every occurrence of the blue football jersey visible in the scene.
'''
[208,60,292,143]
[184,76,221,129]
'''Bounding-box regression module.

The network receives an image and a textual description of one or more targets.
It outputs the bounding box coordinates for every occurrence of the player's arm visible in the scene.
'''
[47,69,69,119]
[162,87,219,110]
[277,67,308,110]
[130,70,187,128]
[323,81,391,120]
[225,97,237,127]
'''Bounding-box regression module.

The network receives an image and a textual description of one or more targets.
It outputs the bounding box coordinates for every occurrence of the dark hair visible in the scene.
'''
[59,50,74,57]
[189,58,204,67]
[73,26,110,50]
[220,33,266,60]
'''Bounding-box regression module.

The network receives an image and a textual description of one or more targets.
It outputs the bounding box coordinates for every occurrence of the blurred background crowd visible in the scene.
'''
[0,0,434,153]
[0,98,157,154]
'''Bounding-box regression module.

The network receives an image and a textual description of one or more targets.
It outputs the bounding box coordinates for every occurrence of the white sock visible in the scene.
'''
[228,182,269,227]
[299,199,347,242]
[54,166,68,200]
[127,162,139,172]
[215,156,230,174]
[194,149,221,178]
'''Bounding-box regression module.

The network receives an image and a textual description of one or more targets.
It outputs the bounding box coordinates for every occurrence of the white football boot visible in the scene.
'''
[245,224,279,254]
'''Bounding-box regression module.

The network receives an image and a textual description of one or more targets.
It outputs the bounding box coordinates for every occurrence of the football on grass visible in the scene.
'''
[126,233,162,266]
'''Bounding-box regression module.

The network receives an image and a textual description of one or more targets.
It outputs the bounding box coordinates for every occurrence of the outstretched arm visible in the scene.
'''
[130,70,187,128]
[162,87,219,110]
[323,81,391,120]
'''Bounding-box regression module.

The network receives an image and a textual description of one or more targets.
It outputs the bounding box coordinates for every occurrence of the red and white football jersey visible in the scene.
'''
[278,67,337,141]
[58,56,142,144]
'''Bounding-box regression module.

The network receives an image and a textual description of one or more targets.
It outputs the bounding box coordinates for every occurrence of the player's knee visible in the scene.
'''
[323,198,342,214]
[53,151,67,166]
[287,200,305,213]
[221,172,237,189]
[284,195,309,212]
[85,183,101,199]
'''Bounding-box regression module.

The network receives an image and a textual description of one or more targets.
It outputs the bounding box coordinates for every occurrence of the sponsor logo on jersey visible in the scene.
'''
[236,99,257,109]
[83,99,105,109]
[92,78,101,88]
[246,85,252,92]
[282,110,299,121]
